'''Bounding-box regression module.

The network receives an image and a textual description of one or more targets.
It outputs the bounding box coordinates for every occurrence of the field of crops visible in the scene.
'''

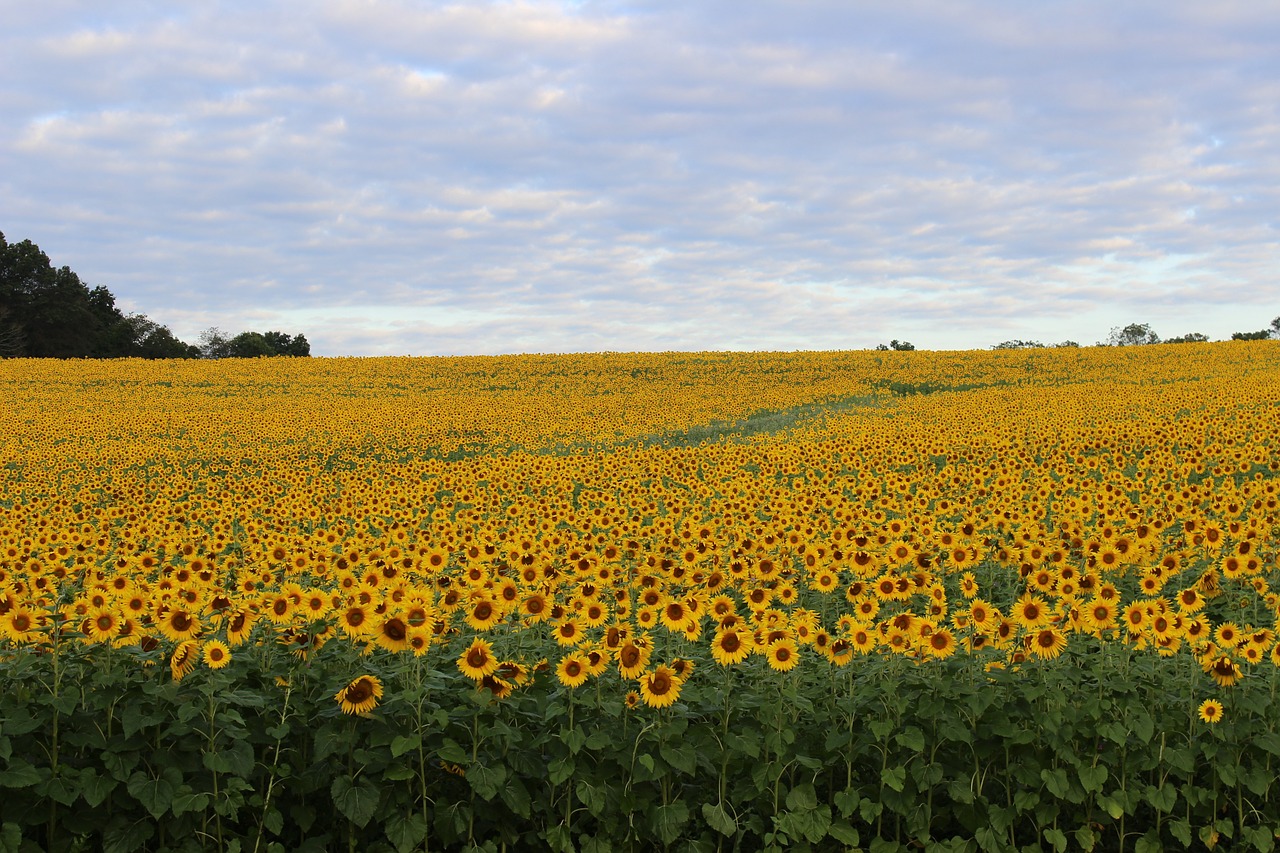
[2,343,1280,853]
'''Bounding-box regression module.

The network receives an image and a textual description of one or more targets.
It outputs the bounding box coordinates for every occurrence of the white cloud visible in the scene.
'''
[2,1,1278,355]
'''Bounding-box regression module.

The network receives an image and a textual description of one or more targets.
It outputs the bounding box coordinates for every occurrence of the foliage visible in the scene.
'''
[1166,332,1210,344]
[0,232,307,359]
[876,340,916,351]
[1103,323,1160,347]
[991,339,1045,349]
[199,328,311,359]
[1233,330,1271,341]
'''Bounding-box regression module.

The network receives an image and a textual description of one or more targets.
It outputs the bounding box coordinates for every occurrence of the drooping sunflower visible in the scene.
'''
[225,609,256,646]
[1205,655,1241,688]
[170,640,200,682]
[335,675,384,715]
[202,639,232,670]
[637,665,684,709]
[457,637,498,681]
[1197,698,1224,725]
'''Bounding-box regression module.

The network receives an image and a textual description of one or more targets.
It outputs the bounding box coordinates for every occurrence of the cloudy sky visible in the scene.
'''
[3,1,1278,355]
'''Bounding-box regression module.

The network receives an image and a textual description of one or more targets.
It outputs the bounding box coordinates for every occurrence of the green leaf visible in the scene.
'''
[436,738,469,766]
[501,778,532,818]
[637,754,655,774]
[171,789,211,816]
[1075,826,1098,852]
[1078,764,1107,793]
[1098,795,1125,820]
[562,727,586,754]
[0,759,42,789]
[834,787,860,818]
[1169,820,1192,846]
[1134,829,1162,853]
[786,783,818,812]
[1146,783,1177,813]
[651,801,690,846]
[386,813,429,853]
[548,756,576,786]
[80,768,117,807]
[660,743,697,775]
[0,823,20,853]
[895,726,925,753]
[1131,711,1154,744]
[881,766,907,792]
[828,820,859,846]
[1041,767,1070,799]
[467,764,506,801]
[390,734,421,758]
[1043,827,1068,853]
[703,802,737,837]
[103,817,155,853]
[263,808,284,837]
[127,769,177,819]
[330,775,379,827]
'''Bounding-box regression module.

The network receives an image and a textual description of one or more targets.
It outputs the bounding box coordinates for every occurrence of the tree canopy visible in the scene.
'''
[0,231,309,359]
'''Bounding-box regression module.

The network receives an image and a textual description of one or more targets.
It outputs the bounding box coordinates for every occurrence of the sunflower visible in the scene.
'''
[1197,698,1224,724]
[1205,655,1241,688]
[637,665,684,709]
[1013,594,1050,629]
[225,609,256,646]
[170,640,200,682]
[157,608,202,642]
[457,637,498,681]
[556,654,590,688]
[202,639,232,670]
[616,639,652,679]
[335,675,384,715]
[374,616,410,653]
[766,637,800,672]
[710,628,750,666]
[338,604,375,638]
[83,608,120,644]
[966,599,997,633]
[1028,627,1068,660]
[465,598,502,631]
[552,617,583,647]
[479,674,514,700]
[519,592,550,624]
[925,628,957,659]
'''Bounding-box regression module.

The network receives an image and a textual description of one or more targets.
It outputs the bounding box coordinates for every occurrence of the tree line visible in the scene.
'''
[990,319,1280,350]
[0,231,309,359]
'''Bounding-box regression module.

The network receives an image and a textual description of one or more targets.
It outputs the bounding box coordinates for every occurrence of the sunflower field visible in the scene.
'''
[2,343,1280,853]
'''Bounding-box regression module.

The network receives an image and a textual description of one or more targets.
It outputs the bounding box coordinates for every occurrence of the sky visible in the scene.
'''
[3,1,1278,356]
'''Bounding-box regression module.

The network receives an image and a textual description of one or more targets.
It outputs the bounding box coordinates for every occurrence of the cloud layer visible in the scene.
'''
[4,1,1278,354]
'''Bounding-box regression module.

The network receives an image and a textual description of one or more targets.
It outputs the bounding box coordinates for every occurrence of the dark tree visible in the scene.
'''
[1104,323,1160,346]
[876,339,916,351]
[992,339,1045,349]
[1231,330,1271,341]
[1165,332,1210,344]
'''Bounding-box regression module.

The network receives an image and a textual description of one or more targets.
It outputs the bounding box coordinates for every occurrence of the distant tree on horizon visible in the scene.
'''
[1,230,310,359]
[1103,323,1160,346]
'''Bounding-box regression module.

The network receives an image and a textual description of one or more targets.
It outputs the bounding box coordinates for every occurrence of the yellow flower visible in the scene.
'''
[1198,698,1224,724]
[335,675,384,715]
[556,654,590,688]
[637,665,683,709]
[457,637,498,681]
[202,639,232,670]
